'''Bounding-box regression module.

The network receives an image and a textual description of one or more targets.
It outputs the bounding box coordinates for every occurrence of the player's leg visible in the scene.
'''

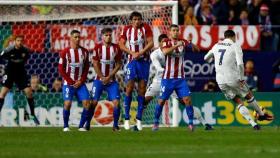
[124,61,136,130]
[175,79,194,131]
[219,83,259,130]
[0,87,10,112]
[244,90,273,121]
[77,84,93,131]
[84,100,96,130]
[233,96,259,130]
[178,96,213,130]
[62,85,74,131]
[106,81,121,131]
[0,74,13,112]
[144,81,161,107]
[135,60,150,130]
[193,106,213,130]
[152,79,173,131]
[23,87,40,125]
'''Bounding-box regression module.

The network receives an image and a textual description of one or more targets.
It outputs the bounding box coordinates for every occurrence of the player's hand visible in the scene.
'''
[73,80,82,88]
[239,80,246,87]
[102,76,111,85]
[132,52,141,60]
[176,41,184,47]
[187,34,193,43]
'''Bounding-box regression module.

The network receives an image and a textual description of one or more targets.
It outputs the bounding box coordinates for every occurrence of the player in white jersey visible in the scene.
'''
[145,34,213,130]
[204,30,273,130]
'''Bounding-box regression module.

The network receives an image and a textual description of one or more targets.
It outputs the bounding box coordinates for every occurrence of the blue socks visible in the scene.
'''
[136,96,145,120]
[186,106,194,125]
[63,109,70,128]
[85,106,95,130]
[79,108,90,128]
[154,104,163,125]
[113,106,121,127]
[124,95,132,120]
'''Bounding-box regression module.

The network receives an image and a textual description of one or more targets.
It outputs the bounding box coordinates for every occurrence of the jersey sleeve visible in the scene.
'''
[115,45,122,62]
[92,44,99,61]
[0,45,13,60]
[80,49,90,83]
[234,44,244,65]
[120,26,128,41]
[150,50,164,71]
[162,39,171,49]
[144,23,153,38]
[58,49,75,85]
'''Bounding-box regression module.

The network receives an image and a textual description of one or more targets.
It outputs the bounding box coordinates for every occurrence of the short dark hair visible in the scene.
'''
[224,30,235,38]
[15,35,24,40]
[101,28,113,35]
[70,29,80,36]
[158,34,168,42]
[170,24,179,29]
[129,11,142,20]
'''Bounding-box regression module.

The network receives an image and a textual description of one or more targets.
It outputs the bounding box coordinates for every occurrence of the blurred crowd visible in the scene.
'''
[179,0,280,51]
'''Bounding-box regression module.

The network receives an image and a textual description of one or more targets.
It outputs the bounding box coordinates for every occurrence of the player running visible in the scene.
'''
[88,28,122,131]
[0,35,39,125]
[58,30,91,132]
[145,34,213,130]
[152,24,200,132]
[119,11,154,130]
[204,30,273,130]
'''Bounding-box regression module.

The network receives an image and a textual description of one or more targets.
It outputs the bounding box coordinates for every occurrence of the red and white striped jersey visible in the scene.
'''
[120,23,153,62]
[92,43,122,80]
[58,47,89,85]
[162,38,189,79]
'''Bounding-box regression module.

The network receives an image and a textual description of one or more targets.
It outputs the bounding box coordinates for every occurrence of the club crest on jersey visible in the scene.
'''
[22,53,26,58]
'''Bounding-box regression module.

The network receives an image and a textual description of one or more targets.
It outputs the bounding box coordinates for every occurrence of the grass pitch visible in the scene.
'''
[0,126,280,158]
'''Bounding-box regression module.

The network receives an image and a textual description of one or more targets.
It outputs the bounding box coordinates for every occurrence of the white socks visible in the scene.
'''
[247,97,264,116]
[237,104,257,127]
[194,107,206,126]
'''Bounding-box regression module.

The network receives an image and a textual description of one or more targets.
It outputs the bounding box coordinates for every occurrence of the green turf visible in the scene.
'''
[0,126,280,158]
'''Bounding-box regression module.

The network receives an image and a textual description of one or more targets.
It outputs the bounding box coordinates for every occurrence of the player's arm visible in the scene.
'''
[150,51,164,72]
[139,25,154,56]
[92,47,104,79]
[23,46,32,62]
[162,40,183,55]
[0,46,13,60]
[79,51,90,84]
[235,44,245,82]
[119,26,135,56]
[190,43,200,52]
[204,49,214,63]
[58,50,75,85]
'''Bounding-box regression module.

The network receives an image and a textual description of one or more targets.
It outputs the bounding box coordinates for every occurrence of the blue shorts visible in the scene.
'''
[159,79,191,100]
[62,84,90,101]
[125,59,150,83]
[92,80,120,101]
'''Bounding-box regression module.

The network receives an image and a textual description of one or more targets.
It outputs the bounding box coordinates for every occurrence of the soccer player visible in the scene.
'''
[145,34,213,130]
[90,28,122,131]
[58,30,91,132]
[152,24,199,132]
[0,35,40,125]
[204,30,273,130]
[119,11,154,130]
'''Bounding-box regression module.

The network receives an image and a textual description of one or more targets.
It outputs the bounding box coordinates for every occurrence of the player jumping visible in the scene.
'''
[119,11,154,131]
[204,30,273,130]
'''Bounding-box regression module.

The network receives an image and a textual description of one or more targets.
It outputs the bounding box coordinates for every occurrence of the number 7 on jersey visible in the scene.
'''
[218,49,226,65]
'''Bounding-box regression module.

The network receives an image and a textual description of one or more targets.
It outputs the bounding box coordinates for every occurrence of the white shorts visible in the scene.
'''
[145,80,161,97]
[145,80,178,98]
[218,81,250,100]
